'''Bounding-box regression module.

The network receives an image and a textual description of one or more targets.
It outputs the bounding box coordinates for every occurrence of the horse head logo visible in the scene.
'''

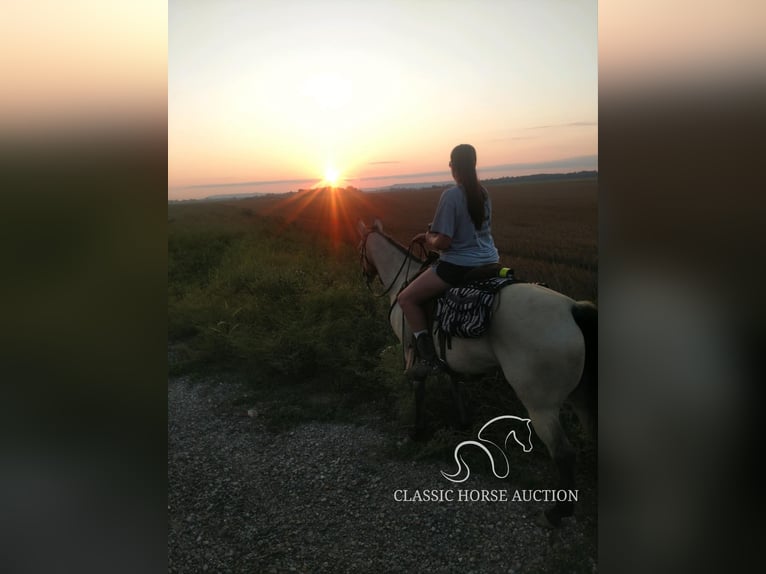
[441,415,533,483]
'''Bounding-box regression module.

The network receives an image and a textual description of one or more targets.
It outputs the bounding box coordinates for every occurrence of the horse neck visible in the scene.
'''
[368,233,422,303]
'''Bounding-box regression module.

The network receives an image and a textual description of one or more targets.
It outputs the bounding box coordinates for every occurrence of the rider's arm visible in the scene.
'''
[426,231,451,251]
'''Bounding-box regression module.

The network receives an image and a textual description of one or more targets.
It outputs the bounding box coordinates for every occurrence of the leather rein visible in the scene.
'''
[359,229,426,299]
[359,228,438,369]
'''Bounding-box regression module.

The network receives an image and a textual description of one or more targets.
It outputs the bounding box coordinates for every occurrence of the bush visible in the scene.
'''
[168,196,596,443]
[168,203,395,397]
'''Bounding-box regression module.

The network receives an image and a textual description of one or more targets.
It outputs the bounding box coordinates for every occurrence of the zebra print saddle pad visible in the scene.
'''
[436,276,520,339]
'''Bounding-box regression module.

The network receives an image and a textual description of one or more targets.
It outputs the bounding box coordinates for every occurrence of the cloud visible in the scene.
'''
[488,121,596,141]
[489,136,537,142]
[354,169,448,181]
[526,121,598,130]
[181,178,317,190]
[481,154,598,172]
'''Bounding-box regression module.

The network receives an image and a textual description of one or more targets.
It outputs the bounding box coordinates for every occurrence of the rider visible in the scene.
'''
[397,143,500,379]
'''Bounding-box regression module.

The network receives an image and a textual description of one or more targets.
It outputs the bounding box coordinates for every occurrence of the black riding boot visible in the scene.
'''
[405,334,445,379]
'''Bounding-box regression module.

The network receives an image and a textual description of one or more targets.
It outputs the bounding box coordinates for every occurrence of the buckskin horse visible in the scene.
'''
[357,218,596,527]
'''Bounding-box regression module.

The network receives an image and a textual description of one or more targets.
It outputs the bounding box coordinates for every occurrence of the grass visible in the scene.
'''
[169,204,391,386]
[168,181,598,572]
[168,184,598,574]
[168,182,598,571]
[227,179,597,301]
[168,180,597,460]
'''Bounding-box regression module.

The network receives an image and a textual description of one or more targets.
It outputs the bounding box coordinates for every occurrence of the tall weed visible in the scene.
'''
[168,204,394,397]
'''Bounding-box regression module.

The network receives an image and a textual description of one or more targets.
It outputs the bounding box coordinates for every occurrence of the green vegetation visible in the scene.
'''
[170,202,389,387]
[169,201,447,439]
[169,189,596,568]
[168,195,596,463]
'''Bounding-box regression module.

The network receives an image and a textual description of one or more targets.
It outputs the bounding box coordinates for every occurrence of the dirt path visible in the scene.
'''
[168,375,597,573]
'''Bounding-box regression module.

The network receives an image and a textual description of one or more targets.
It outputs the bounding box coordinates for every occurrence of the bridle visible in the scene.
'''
[358,227,425,299]
[359,226,437,369]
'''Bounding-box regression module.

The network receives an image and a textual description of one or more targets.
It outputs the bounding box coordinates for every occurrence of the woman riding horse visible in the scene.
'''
[397,143,500,379]
[357,214,596,527]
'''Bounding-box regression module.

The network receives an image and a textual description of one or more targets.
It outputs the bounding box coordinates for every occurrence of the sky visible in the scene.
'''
[168,0,597,200]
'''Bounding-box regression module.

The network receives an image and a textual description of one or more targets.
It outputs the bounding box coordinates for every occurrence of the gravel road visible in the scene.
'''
[168,375,597,573]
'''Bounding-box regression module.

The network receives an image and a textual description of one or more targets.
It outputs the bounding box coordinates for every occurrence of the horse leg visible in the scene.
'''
[411,378,427,440]
[568,384,597,442]
[448,377,469,429]
[527,407,576,528]
[569,299,597,443]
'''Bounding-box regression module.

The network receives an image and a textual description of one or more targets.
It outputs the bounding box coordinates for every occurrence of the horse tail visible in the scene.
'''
[571,301,598,421]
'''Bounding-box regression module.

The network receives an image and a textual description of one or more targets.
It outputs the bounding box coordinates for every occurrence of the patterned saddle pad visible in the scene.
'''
[436,276,519,338]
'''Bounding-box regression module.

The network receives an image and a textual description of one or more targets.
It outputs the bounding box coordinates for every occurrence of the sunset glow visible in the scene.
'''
[324,166,341,187]
[169,1,597,200]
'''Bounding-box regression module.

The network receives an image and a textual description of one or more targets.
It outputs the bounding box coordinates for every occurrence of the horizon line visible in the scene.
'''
[171,154,598,191]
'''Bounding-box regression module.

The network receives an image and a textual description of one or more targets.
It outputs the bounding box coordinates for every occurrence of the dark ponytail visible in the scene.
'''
[450,144,486,230]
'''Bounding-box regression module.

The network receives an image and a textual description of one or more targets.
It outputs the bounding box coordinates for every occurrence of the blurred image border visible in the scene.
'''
[1,1,764,572]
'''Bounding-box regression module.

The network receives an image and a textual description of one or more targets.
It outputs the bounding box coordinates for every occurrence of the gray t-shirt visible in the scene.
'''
[430,184,499,266]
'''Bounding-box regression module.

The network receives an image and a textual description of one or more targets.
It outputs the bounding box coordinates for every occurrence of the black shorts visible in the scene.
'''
[434,261,474,286]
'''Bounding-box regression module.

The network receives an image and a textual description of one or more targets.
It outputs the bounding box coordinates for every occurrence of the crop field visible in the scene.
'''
[169,178,598,573]
[229,178,597,301]
[168,176,597,434]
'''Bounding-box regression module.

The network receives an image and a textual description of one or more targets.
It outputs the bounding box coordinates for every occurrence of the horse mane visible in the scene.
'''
[371,227,424,262]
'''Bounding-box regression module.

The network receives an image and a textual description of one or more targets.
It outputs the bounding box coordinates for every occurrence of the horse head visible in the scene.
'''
[356,219,384,286]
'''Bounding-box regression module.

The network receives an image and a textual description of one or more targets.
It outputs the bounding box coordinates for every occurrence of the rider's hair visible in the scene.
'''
[450,144,486,230]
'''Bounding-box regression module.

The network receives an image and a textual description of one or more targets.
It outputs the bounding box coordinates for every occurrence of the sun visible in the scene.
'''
[324,166,340,187]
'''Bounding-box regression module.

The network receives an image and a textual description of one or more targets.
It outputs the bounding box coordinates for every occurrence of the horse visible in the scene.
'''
[357,218,597,527]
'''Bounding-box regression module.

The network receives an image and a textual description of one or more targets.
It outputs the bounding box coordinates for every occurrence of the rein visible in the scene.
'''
[359,227,438,369]
[360,230,426,299]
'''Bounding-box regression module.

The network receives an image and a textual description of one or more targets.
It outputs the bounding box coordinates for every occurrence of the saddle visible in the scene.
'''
[413,264,522,367]
[435,274,519,340]
[403,259,527,371]
[460,263,505,283]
